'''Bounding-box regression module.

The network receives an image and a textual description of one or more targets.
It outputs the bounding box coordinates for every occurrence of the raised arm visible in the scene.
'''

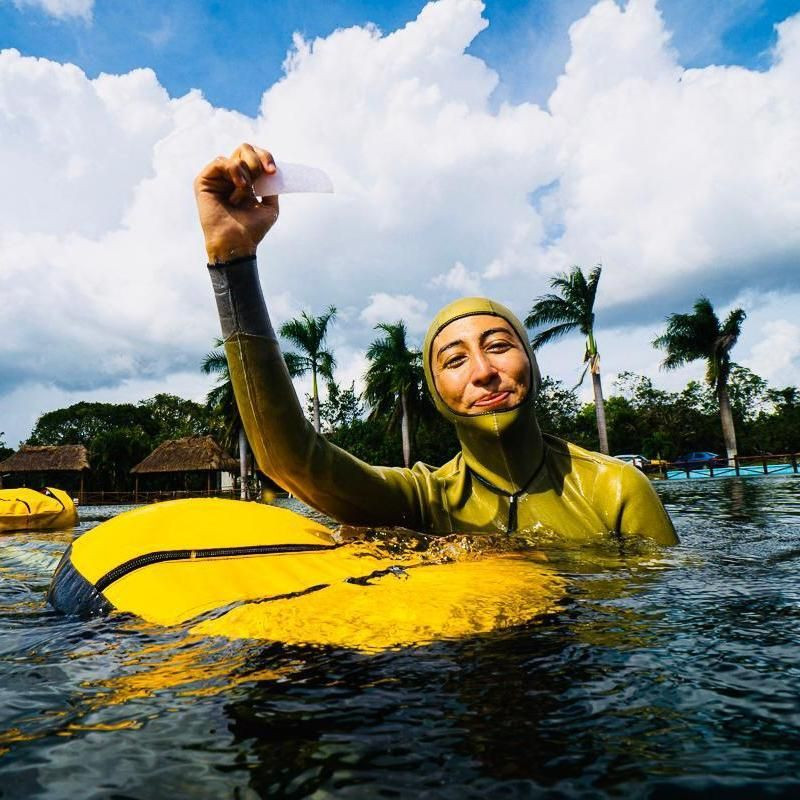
[194,144,426,528]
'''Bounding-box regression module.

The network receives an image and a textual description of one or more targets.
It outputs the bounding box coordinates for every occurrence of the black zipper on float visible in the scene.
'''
[94,542,338,592]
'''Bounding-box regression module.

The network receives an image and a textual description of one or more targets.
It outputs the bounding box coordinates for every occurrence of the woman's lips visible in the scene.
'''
[472,391,511,409]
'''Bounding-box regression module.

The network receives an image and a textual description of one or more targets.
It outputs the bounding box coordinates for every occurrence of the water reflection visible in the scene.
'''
[1,480,799,797]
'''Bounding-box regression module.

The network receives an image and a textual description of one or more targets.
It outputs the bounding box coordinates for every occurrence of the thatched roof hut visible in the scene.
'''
[0,444,90,474]
[131,436,238,475]
[0,444,90,495]
[130,436,238,498]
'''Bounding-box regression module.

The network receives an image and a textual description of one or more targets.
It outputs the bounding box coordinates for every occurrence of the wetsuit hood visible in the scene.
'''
[423,297,544,495]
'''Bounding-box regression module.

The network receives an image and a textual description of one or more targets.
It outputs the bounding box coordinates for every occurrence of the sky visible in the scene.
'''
[1,0,799,448]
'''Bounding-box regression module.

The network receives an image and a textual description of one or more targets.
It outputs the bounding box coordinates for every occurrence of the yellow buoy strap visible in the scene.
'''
[345,564,411,585]
[41,488,67,511]
[94,542,340,592]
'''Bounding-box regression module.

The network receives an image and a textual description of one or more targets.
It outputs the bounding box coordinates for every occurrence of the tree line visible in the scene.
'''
[6,264,798,492]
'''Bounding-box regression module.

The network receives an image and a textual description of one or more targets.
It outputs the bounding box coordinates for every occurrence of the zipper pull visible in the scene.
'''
[507,494,518,534]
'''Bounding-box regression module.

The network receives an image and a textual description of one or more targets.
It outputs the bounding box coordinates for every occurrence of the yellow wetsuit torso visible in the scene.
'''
[209,259,677,545]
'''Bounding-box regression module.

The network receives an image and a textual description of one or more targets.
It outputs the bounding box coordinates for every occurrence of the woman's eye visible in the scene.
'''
[444,355,466,369]
[487,340,511,352]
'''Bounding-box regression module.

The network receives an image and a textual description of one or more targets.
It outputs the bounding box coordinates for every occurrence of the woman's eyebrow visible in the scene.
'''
[479,326,515,342]
[436,326,516,360]
[436,338,464,360]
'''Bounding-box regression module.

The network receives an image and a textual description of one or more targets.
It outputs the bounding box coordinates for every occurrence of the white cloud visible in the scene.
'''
[1,371,216,449]
[743,319,800,384]
[359,293,430,336]
[430,260,483,295]
[1,0,800,446]
[13,0,93,20]
[542,0,800,307]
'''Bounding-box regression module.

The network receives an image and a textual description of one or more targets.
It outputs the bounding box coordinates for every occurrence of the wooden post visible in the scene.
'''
[79,473,85,505]
[792,453,798,474]
[134,475,139,504]
[734,456,740,477]
[763,456,769,475]
[207,471,211,495]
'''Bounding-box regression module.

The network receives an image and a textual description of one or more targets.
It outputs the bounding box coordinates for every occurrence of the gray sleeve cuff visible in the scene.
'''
[208,257,276,340]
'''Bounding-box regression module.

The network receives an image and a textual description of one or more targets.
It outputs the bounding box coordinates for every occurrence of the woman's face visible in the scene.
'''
[431,314,531,415]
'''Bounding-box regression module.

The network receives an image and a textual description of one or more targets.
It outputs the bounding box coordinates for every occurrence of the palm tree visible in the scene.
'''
[363,321,425,467]
[653,297,746,464]
[280,306,337,433]
[202,341,249,499]
[525,265,609,454]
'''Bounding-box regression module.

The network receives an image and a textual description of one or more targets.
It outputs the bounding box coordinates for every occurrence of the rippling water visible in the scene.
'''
[1,477,799,798]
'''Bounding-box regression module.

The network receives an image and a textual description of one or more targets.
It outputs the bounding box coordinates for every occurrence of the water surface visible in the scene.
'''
[1,478,799,798]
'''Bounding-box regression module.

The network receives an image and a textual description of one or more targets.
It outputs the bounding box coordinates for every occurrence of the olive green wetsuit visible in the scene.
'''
[209,258,677,545]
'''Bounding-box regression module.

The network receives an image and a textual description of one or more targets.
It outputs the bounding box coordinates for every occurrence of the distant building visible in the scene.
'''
[0,445,90,500]
[130,435,238,499]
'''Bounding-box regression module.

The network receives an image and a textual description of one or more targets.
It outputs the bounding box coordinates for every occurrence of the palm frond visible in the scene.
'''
[279,306,338,387]
[363,320,425,427]
[585,265,602,311]
[530,321,579,350]
[279,317,315,352]
[317,349,336,382]
[201,341,228,376]
[283,351,310,378]
[524,295,576,329]
[653,296,743,391]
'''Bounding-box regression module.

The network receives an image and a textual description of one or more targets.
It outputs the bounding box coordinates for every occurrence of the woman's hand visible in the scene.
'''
[194,143,280,263]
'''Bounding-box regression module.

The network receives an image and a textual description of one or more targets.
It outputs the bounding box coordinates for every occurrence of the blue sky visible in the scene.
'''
[1,0,799,446]
[2,0,797,114]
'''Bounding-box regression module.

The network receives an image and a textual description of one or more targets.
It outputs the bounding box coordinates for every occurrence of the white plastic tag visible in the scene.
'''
[253,162,334,196]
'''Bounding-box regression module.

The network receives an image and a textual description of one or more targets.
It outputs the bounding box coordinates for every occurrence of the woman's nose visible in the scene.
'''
[471,352,497,384]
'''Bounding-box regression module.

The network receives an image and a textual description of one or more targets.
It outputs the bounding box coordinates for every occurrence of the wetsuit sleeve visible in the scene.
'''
[208,257,425,528]
[616,465,678,545]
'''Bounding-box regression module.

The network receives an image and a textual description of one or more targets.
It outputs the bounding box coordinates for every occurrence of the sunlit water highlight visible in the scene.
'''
[1,477,799,798]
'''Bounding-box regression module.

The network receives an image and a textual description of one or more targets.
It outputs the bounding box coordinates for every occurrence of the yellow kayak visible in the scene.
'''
[48,499,564,651]
[0,487,77,533]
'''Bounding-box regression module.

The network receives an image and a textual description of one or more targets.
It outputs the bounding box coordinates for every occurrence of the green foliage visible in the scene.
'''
[327,417,404,466]
[28,402,158,447]
[325,397,459,467]
[280,306,337,380]
[280,306,337,433]
[750,387,800,453]
[139,393,212,443]
[535,377,581,438]
[307,381,365,434]
[654,297,748,458]
[525,265,602,352]
[363,322,425,424]
[24,395,213,491]
[726,365,769,423]
[526,264,609,453]
[653,297,746,395]
[0,432,13,462]
[363,321,431,464]
[411,413,461,466]
[201,340,239,452]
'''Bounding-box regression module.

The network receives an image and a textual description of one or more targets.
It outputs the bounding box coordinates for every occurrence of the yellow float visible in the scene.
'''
[47,498,565,651]
[0,487,77,533]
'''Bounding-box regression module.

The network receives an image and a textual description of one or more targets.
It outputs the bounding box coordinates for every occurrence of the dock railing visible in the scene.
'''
[646,452,800,480]
[78,488,243,506]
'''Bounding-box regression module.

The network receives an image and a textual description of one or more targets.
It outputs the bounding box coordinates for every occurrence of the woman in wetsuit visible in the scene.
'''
[195,143,677,545]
